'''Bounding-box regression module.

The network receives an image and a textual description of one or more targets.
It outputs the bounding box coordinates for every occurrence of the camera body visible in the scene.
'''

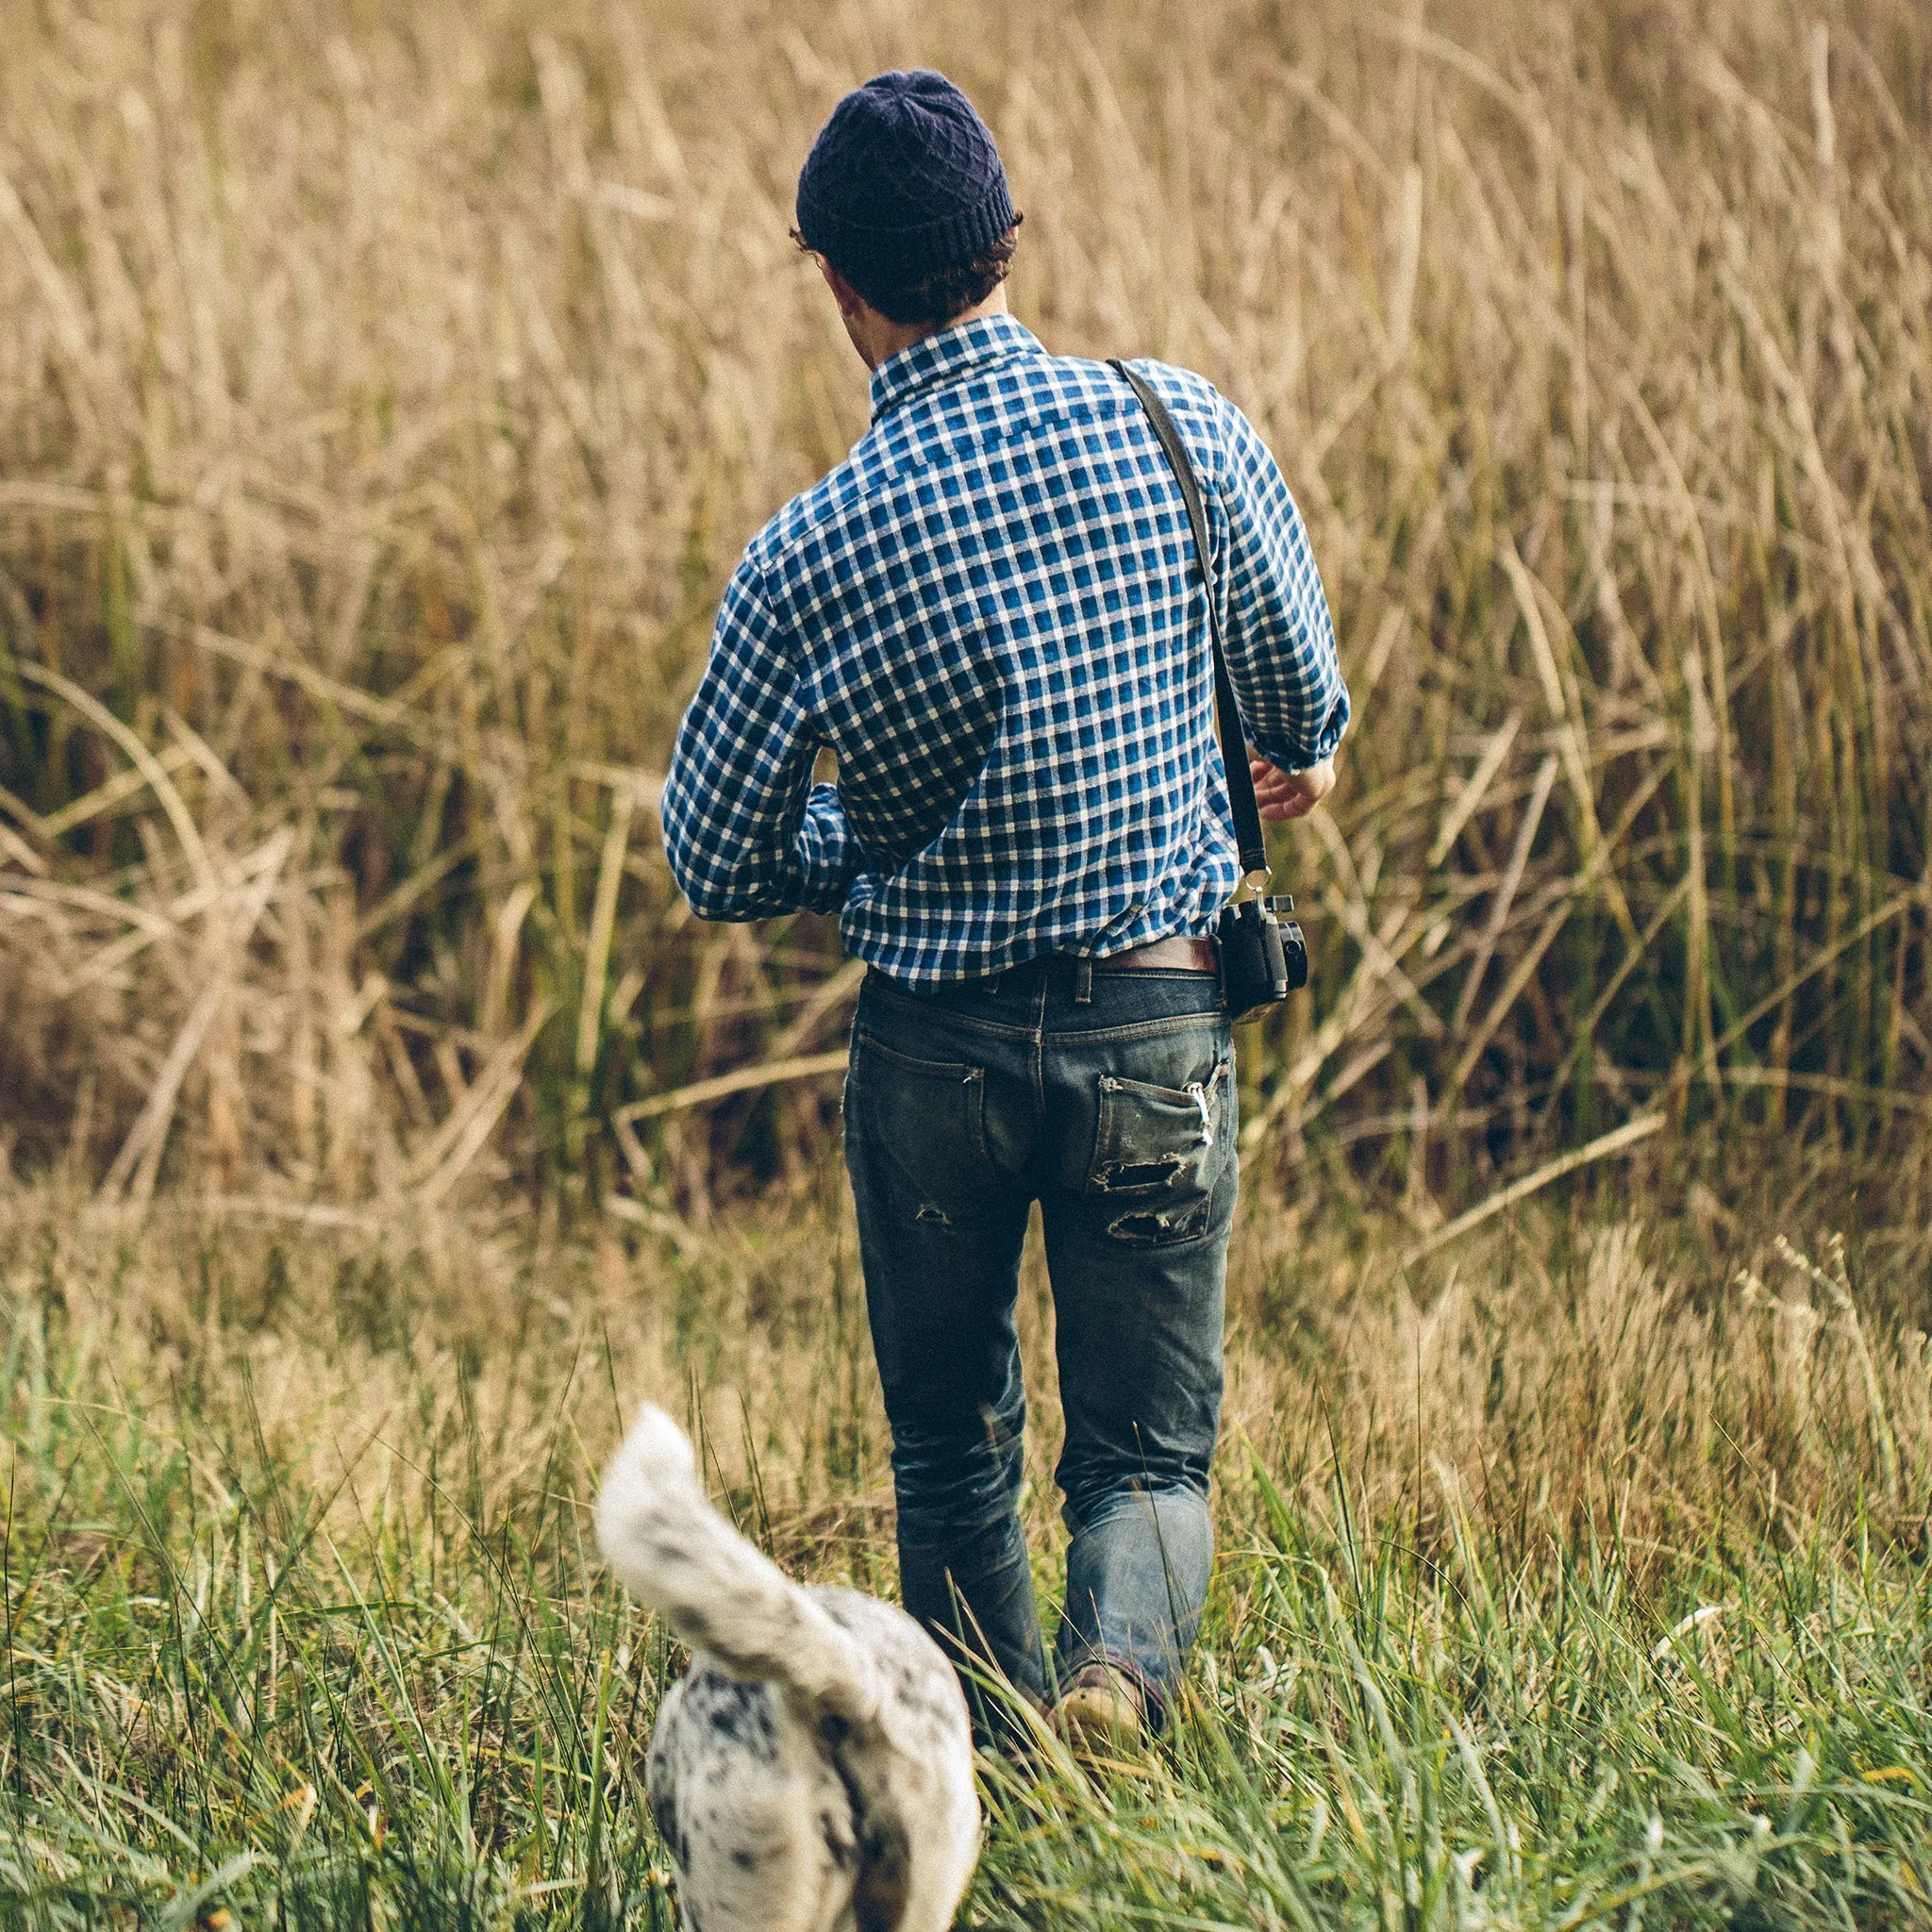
[1218,894,1308,1020]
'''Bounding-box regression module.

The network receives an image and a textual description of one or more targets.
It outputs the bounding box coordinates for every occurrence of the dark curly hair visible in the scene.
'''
[796,226,1020,329]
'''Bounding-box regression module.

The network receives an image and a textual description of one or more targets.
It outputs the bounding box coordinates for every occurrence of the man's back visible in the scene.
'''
[662,312,1347,985]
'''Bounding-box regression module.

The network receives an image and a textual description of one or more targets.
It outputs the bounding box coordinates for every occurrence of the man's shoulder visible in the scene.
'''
[741,346,1233,583]
[741,403,965,585]
[734,408,972,591]
[993,344,1230,442]
[1104,354,1224,412]
[741,456,874,585]
[1106,355,1236,461]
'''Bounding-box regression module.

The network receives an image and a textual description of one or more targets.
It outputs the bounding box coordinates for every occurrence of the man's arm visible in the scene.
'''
[659,557,860,921]
[1213,395,1350,793]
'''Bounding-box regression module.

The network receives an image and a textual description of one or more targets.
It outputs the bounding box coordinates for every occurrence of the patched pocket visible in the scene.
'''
[1085,1055,1234,1245]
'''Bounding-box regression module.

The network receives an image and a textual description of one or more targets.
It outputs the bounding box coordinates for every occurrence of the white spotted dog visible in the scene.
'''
[593,1405,980,1932]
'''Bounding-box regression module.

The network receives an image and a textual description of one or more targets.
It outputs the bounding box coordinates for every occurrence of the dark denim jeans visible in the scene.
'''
[842,954,1236,1730]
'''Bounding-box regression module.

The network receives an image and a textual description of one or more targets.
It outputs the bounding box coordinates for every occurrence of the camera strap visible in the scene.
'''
[1108,359,1271,890]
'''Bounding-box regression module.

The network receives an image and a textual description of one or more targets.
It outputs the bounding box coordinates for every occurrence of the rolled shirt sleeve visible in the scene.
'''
[660,557,860,921]
[1213,394,1350,773]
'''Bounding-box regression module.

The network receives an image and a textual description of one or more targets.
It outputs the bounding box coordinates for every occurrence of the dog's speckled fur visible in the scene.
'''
[594,1406,980,1932]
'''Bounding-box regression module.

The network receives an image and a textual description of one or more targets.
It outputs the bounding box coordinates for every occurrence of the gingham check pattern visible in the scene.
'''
[660,314,1349,987]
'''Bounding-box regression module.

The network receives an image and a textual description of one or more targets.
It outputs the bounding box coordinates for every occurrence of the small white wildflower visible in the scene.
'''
[1644,1815,1664,1855]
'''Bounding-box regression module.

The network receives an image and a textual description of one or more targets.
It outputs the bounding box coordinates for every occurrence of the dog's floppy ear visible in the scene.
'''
[852,1807,911,1932]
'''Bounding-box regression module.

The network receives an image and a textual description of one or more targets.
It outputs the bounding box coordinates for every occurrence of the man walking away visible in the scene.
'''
[660,70,1348,1748]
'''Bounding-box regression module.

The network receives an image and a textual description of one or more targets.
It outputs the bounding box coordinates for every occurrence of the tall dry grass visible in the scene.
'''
[1,0,1929,1219]
[7,1179,1929,1648]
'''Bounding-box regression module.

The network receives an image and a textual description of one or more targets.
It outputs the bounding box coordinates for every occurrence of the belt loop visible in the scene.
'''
[1074,955,1094,1005]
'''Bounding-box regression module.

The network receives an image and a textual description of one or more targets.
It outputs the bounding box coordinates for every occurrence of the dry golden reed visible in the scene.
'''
[0,0,1928,1217]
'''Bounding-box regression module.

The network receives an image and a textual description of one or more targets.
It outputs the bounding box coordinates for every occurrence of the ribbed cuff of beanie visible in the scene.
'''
[798,176,1017,287]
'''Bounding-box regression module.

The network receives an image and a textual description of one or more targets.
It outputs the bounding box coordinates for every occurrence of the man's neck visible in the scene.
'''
[848,285,1009,373]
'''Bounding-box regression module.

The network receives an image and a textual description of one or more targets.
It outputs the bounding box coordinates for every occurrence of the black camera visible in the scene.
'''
[1218,894,1308,1021]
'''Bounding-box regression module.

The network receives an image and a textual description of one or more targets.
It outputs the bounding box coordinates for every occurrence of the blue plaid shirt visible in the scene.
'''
[660,314,1348,987]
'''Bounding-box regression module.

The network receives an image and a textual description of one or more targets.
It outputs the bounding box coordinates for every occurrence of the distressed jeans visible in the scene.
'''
[842,954,1236,1730]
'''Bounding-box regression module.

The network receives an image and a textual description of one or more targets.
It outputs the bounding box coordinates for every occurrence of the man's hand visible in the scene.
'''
[1248,753,1336,822]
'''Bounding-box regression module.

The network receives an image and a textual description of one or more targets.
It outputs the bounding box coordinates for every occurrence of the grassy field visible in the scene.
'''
[4,0,1932,1924]
[2,1174,1930,1927]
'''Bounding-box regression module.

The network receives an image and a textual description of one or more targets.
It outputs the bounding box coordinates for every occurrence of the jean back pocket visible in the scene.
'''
[846,1028,992,1229]
[1084,1054,1234,1245]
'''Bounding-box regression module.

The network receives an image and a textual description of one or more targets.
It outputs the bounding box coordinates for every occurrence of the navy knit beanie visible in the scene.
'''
[795,70,1018,294]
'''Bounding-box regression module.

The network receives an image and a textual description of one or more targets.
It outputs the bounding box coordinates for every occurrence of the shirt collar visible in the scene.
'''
[867,312,1044,423]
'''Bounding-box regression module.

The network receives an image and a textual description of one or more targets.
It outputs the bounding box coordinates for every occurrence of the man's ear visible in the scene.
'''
[817,258,866,321]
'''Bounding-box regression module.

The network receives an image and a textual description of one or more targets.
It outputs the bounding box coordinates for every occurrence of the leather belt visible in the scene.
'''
[1095,935,1220,974]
